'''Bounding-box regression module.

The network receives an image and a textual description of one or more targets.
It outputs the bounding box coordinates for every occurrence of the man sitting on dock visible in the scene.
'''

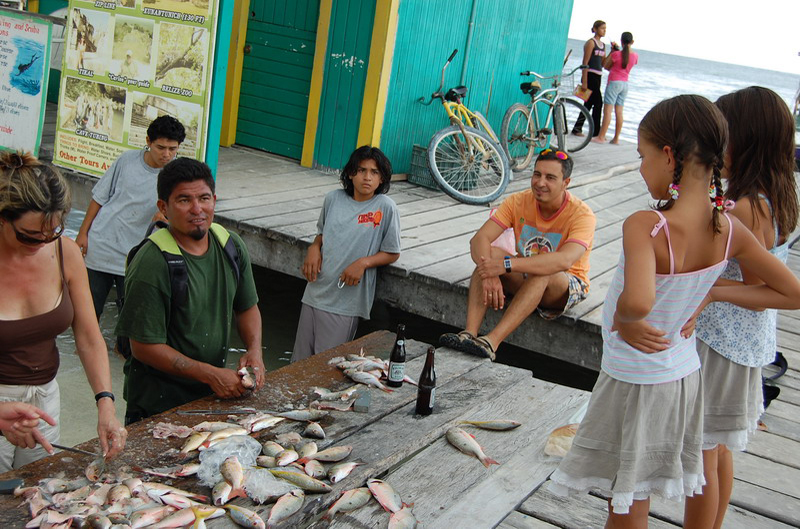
[440,149,596,360]
[116,158,266,424]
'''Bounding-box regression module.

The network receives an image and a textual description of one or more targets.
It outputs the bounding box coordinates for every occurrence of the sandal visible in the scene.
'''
[439,331,476,351]
[461,335,496,361]
[763,351,788,381]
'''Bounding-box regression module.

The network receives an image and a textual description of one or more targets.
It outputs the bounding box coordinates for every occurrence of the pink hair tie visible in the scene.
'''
[713,197,735,212]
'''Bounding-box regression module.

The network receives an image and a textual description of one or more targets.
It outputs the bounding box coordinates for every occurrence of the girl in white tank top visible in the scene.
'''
[548,95,800,526]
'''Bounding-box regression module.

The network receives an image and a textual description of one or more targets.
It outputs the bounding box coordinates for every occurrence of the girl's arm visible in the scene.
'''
[710,216,800,309]
[339,251,400,286]
[62,238,127,459]
[580,39,593,88]
[602,52,614,70]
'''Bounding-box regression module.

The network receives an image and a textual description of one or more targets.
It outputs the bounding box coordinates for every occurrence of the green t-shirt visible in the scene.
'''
[116,230,258,417]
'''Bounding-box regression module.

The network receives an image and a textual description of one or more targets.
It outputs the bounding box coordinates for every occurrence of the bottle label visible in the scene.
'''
[429,388,435,408]
[388,362,405,382]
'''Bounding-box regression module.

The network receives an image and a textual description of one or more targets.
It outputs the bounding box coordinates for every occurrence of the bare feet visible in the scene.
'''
[610,138,620,144]
[591,137,607,143]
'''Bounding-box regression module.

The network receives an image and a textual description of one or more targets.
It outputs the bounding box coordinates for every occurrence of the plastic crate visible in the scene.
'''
[408,144,438,190]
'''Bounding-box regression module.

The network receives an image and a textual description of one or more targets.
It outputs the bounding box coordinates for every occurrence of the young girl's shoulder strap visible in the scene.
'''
[649,210,674,274]
[723,212,735,260]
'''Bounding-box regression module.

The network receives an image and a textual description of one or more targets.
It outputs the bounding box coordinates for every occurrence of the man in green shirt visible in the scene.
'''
[116,158,265,424]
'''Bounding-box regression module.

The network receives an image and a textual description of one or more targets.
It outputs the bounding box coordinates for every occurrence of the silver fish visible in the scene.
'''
[267,469,332,493]
[296,440,317,459]
[192,421,235,432]
[389,505,419,528]
[312,385,359,401]
[303,460,326,480]
[459,420,522,431]
[344,369,394,392]
[276,449,299,467]
[367,479,404,513]
[277,409,329,421]
[325,487,372,518]
[446,427,500,468]
[302,421,325,439]
[256,455,277,468]
[212,481,232,507]
[310,399,355,412]
[227,504,266,529]
[262,441,284,457]
[327,461,363,483]
[85,458,106,482]
[267,489,304,526]
[297,445,352,463]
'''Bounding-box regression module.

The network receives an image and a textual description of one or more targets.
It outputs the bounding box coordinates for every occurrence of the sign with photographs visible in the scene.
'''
[54,0,218,176]
[0,9,52,155]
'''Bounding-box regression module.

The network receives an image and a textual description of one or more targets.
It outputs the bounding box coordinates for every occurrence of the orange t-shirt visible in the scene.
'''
[491,191,596,285]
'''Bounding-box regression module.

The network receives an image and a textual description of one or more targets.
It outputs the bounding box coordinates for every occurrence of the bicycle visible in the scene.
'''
[500,64,593,172]
[418,49,511,205]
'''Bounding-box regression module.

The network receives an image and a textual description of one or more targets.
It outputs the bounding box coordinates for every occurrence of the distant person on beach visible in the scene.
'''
[439,149,596,360]
[0,152,127,471]
[292,146,401,362]
[548,95,800,524]
[593,32,638,144]
[76,116,185,325]
[571,20,606,138]
[116,158,266,424]
[685,87,799,529]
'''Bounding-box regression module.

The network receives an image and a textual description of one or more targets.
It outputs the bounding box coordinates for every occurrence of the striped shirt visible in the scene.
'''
[601,211,732,385]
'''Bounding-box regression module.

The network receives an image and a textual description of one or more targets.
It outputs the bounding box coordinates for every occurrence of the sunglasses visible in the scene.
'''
[10,220,64,245]
[541,149,569,160]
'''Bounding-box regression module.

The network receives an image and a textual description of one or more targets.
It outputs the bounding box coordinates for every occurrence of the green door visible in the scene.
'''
[313,0,375,170]
[236,0,320,159]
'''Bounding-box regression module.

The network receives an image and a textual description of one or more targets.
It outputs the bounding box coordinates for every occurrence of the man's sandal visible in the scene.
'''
[439,331,476,351]
[462,335,496,361]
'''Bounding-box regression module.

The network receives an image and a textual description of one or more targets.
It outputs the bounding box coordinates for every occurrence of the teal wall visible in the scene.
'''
[382,0,574,173]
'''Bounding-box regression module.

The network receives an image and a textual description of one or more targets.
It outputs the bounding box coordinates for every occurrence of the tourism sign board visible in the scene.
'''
[54,0,218,176]
[0,9,52,156]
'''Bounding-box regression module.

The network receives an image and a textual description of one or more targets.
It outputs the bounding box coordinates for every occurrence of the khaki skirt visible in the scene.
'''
[698,340,763,451]
[548,370,705,514]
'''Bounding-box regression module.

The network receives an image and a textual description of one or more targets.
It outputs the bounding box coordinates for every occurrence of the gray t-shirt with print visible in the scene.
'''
[301,189,401,319]
[84,148,161,276]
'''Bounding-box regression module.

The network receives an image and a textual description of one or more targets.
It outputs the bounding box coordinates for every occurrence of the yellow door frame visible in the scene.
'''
[219,0,250,147]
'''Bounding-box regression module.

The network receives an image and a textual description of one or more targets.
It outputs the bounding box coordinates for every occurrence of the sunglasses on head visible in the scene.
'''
[541,149,569,160]
[10,220,64,245]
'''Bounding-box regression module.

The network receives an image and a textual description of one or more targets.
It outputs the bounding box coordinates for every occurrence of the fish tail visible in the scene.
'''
[229,488,247,500]
[379,386,394,393]
[296,457,308,465]
[480,456,500,468]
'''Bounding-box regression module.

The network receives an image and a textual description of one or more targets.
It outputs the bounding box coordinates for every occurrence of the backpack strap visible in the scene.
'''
[148,228,189,305]
[209,222,241,285]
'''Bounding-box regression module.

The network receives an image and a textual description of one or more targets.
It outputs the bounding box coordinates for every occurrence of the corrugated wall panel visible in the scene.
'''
[382,0,574,173]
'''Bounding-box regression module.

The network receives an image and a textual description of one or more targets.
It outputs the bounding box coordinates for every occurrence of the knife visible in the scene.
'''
[51,443,101,458]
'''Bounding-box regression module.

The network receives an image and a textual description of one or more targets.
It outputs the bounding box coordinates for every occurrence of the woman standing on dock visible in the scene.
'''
[0,152,127,471]
[572,20,607,138]
[548,95,800,525]
[686,87,799,529]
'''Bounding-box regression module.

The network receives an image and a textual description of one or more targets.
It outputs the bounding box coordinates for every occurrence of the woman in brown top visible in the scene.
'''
[0,151,126,471]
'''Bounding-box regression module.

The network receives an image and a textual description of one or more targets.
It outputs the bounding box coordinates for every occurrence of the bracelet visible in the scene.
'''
[94,391,115,403]
[504,256,512,274]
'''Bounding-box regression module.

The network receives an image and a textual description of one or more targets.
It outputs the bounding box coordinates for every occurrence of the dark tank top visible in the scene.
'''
[587,38,606,75]
[0,239,74,385]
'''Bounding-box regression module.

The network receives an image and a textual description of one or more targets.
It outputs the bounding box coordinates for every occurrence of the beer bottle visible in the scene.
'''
[415,346,436,415]
[387,324,406,388]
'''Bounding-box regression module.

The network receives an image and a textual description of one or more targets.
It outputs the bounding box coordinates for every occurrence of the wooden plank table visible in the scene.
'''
[0,331,590,528]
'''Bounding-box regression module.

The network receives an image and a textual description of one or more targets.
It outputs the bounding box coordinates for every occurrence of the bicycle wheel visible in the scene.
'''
[500,103,535,172]
[427,125,510,205]
[554,98,593,153]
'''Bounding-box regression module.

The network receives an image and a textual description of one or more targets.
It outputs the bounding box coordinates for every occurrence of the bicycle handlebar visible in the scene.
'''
[417,49,459,105]
[520,64,587,78]
[447,49,458,63]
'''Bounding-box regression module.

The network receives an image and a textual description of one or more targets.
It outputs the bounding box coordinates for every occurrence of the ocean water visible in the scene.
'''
[563,39,800,142]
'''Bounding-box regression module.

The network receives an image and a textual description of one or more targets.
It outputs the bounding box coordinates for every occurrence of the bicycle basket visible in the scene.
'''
[558,69,577,97]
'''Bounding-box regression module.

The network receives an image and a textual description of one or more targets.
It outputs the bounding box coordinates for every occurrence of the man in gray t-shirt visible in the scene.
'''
[292,146,401,362]
[76,116,185,320]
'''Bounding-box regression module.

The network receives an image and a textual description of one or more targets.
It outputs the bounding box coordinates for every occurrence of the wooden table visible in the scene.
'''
[0,331,589,527]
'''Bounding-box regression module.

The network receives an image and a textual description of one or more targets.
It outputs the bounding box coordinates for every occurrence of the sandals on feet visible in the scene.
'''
[462,335,496,361]
[439,331,476,351]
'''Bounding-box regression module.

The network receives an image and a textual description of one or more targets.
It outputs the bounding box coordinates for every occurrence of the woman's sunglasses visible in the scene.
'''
[10,220,64,245]
[540,149,569,160]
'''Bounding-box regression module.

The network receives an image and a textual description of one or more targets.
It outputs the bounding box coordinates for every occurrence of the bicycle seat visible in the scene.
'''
[445,85,468,102]
[520,81,541,95]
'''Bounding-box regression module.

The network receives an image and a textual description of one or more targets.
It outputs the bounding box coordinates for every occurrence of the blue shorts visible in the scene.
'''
[604,81,629,106]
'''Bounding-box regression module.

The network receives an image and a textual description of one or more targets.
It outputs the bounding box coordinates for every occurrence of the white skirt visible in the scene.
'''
[548,370,705,514]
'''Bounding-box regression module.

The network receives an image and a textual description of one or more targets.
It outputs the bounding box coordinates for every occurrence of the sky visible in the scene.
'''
[568,0,799,74]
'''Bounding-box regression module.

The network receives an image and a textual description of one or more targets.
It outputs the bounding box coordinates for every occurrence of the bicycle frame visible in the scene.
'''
[442,101,500,144]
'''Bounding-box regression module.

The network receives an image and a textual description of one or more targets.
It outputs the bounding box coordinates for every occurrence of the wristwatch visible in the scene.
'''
[95,391,115,403]
[504,256,512,274]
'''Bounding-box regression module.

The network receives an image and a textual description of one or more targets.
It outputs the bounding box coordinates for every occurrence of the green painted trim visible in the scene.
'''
[206,0,235,177]
[300,0,332,168]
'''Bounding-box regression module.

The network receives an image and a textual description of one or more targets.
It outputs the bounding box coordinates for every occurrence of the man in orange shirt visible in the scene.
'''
[440,149,596,360]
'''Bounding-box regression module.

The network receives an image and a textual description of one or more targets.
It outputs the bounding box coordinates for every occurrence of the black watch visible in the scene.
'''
[94,391,115,403]
[504,256,512,274]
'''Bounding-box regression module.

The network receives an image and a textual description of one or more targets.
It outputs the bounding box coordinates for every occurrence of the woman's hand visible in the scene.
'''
[0,402,56,454]
[612,312,670,354]
[96,399,126,460]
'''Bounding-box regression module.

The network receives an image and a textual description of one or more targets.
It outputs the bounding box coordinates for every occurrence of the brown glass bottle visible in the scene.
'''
[415,346,436,415]
[387,324,406,388]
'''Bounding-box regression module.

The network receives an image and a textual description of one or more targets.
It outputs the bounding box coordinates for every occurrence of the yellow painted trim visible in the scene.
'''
[357,0,400,148]
[219,0,250,147]
[28,0,40,13]
[300,0,333,168]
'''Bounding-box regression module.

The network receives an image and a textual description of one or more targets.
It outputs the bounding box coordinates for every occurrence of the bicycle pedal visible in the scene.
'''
[539,128,552,135]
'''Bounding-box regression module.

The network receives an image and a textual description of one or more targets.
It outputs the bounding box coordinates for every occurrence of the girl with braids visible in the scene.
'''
[594,32,638,144]
[548,95,800,526]
[0,152,127,471]
[683,87,799,529]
